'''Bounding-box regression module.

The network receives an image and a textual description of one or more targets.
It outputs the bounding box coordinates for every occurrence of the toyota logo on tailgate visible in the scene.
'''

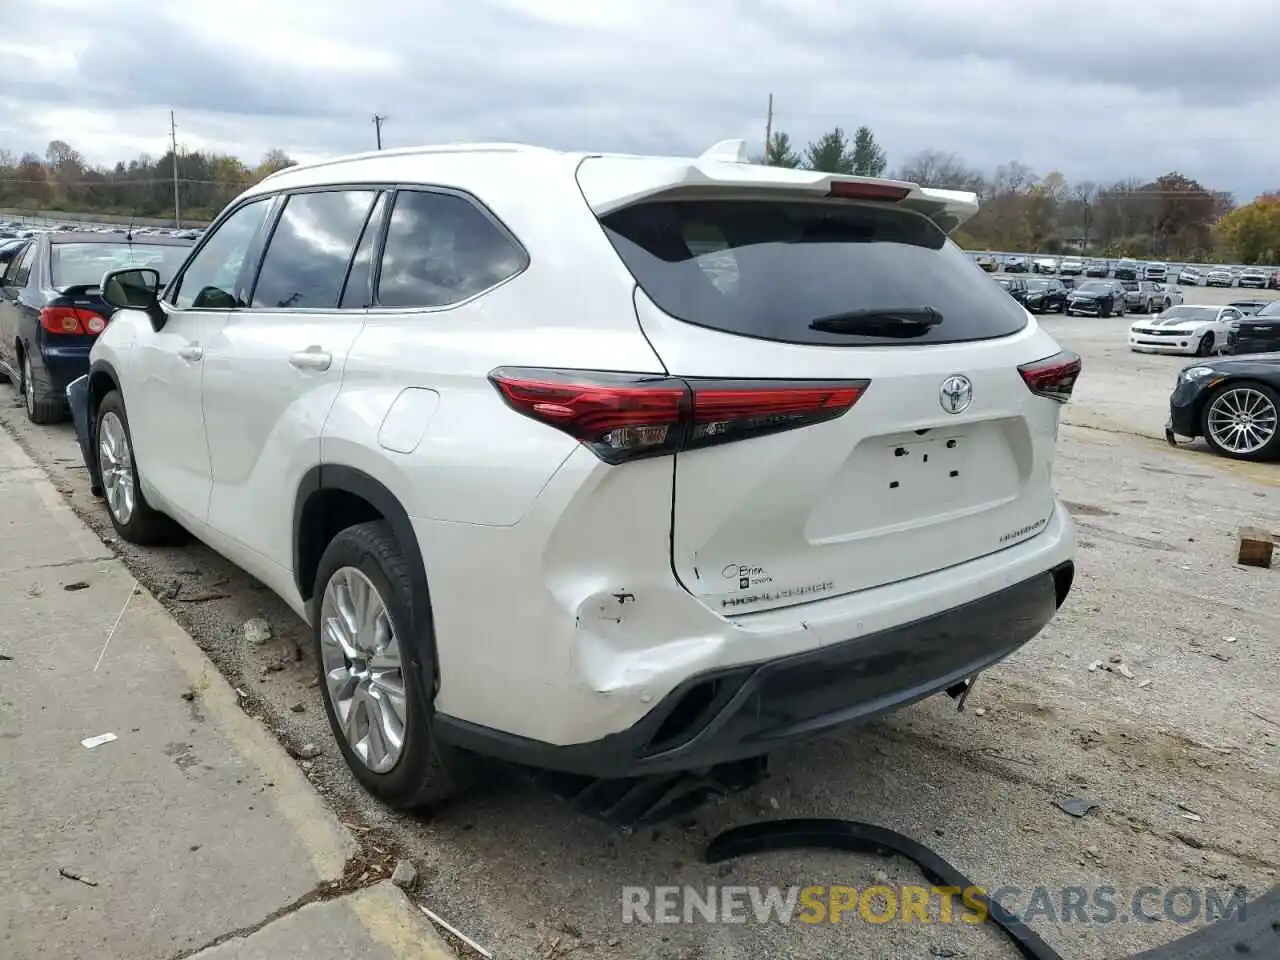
[939,375,973,414]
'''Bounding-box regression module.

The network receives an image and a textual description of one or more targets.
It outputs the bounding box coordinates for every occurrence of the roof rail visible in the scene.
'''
[260,142,551,182]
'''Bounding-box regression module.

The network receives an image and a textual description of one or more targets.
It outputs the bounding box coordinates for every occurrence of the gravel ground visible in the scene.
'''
[3,302,1278,959]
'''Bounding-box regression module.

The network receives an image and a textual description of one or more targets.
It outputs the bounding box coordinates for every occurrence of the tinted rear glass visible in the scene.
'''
[51,242,190,290]
[599,200,1029,347]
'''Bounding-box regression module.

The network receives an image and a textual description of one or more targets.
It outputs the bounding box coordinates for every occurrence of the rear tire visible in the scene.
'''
[95,390,182,544]
[21,351,64,425]
[313,521,475,812]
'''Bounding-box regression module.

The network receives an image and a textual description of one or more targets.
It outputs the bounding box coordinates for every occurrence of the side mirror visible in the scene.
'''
[102,267,166,331]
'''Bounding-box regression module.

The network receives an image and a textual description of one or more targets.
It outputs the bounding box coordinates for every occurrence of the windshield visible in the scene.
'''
[50,242,191,290]
[600,199,1029,347]
[1121,281,1139,291]
[1076,282,1110,293]
[1027,280,1051,290]
[1160,306,1218,321]
[1257,301,1280,317]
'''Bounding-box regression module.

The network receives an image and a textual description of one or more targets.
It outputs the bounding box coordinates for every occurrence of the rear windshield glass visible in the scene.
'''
[51,242,190,290]
[599,200,1029,347]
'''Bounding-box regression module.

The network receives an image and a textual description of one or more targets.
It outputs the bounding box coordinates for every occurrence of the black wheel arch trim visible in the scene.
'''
[293,465,438,686]
[84,358,124,493]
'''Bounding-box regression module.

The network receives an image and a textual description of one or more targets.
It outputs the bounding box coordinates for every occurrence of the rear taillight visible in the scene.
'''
[40,306,107,335]
[488,368,869,464]
[828,181,911,202]
[1018,350,1081,403]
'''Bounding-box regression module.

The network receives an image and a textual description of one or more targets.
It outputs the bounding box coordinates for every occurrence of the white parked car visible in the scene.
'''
[1239,267,1270,289]
[77,140,1079,811]
[1058,258,1085,276]
[1177,267,1202,286]
[1032,256,1058,274]
[1129,304,1245,356]
[1205,269,1234,288]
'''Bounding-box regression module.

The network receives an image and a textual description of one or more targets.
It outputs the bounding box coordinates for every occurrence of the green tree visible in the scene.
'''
[851,126,887,177]
[1216,195,1280,264]
[764,131,801,168]
[804,127,855,174]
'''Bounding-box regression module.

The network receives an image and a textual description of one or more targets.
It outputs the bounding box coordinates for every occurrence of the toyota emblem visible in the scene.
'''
[939,375,973,414]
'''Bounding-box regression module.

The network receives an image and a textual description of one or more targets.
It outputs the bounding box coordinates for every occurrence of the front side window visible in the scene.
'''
[1,244,29,286]
[252,190,378,309]
[11,244,36,287]
[375,190,528,309]
[172,198,273,309]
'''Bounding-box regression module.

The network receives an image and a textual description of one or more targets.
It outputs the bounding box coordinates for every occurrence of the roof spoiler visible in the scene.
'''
[578,149,980,234]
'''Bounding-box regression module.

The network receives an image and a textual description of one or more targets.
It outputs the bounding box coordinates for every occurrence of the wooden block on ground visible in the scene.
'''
[1237,526,1274,568]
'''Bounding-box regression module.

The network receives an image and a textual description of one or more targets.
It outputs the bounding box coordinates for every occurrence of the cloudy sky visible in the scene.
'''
[0,0,1274,200]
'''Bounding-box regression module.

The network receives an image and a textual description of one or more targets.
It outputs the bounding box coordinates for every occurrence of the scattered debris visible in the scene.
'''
[1209,652,1231,663]
[1109,655,1122,664]
[292,743,323,760]
[1054,796,1097,818]
[174,591,230,604]
[420,904,494,959]
[63,581,90,592]
[242,618,272,645]
[165,580,181,599]
[872,870,889,884]
[0,653,12,662]
[390,859,418,890]
[1181,813,1203,822]
[1246,709,1278,728]
[290,701,306,713]
[58,867,98,887]
[1138,679,1152,689]
[930,949,958,959]
[261,661,286,675]
[80,732,117,750]
[1236,526,1274,568]
[1172,831,1203,850]
[1114,663,1135,680]
[180,690,196,702]
[1224,636,1237,644]
[1087,660,1103,672]
[1176,801,1201,816]
[234,687,248,700]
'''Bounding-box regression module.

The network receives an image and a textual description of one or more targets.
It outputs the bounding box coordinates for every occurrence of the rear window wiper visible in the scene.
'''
[809,306,944,336]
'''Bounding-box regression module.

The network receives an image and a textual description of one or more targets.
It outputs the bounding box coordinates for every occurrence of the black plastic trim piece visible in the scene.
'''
[292,465,438,694]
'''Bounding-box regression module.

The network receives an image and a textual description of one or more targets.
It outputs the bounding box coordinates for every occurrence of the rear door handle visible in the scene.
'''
[289,348,332,371]
[177,343,203,362]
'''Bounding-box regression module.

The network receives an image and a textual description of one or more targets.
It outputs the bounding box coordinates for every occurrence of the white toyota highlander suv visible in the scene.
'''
[76,139,1079,811]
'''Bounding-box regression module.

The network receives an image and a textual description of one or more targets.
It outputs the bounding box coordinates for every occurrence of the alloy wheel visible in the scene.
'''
[1206,387,1278,456]
[319,567,407,774]
[98,411,136,525]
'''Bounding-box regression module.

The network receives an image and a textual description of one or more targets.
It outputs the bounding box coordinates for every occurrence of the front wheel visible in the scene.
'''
[95,390,181,543]
[313,521,474,811]
[1201,381,1280,461]
[1195,332,1215,357]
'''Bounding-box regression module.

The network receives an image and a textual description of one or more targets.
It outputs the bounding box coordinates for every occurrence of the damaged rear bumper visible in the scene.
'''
[435,560,1075,779]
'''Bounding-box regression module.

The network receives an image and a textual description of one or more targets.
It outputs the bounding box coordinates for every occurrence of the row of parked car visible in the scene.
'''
[975,253,1279,289]
[993,275,1183,317]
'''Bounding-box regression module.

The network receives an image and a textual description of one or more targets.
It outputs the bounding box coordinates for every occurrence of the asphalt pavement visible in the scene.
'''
[0,429,455,959]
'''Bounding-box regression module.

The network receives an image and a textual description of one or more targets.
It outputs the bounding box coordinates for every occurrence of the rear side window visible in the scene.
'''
[252,190,378,309]
[375,190,527,309]
[10,244,35,287]
[600,200,1029,347]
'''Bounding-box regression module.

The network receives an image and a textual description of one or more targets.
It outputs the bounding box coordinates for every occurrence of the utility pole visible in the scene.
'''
[373,114,387,151]
[170,110,181,228]
[763,94,774,165]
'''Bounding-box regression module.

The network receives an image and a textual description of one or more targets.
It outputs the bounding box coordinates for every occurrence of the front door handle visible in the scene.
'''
[177,343,203,362]
[289,347,332,371]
